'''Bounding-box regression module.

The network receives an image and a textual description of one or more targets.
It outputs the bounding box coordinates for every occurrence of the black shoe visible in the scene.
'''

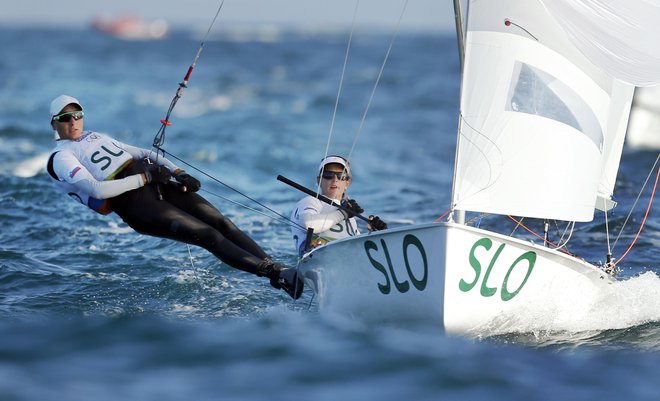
[257,259,304,299]
[274,268,304,300]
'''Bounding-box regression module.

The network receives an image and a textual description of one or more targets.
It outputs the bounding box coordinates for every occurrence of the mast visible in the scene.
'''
[453,0,465,72]
[450,0,466,224]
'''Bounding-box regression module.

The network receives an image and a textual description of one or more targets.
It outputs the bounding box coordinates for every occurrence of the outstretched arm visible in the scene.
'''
[52,151,145,199]
[117,142,200,192]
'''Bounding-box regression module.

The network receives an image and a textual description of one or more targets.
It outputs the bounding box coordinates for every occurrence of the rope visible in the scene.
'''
[612,153,660,251]
[506,153,659,266]
[507,215,576,256]
[612,155,660,267]
[510,216,524,236]
[186,244,196,269]
[202,188,306,231]
[183,243,207,295]
[155,147,305,231]
[555,221,575,250]
[433,209,452,222]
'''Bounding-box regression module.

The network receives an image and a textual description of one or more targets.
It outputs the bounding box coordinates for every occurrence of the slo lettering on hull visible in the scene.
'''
[364,234,428,295]
[460,238,536,301]
[363,234,535,300]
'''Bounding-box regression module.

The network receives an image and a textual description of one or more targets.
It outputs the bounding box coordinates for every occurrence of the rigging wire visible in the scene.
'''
[311,0,360,235]
[510,217,574,251]
[156,148,306,231]
[144,1,306,231]
[152,0,226,151]
[313,0,408,232]
[313,0,361,218]
[320,0,360,174]
[346,0,409,164]
[611,154,660,268]
[201,188,306,231]
[612,153,660,251]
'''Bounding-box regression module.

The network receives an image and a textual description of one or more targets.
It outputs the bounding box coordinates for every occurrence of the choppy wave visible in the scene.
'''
[1,25,659,400]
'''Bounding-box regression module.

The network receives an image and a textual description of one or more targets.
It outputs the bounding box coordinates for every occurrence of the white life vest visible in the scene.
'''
[291,196,360,256]
[47,131,136,214]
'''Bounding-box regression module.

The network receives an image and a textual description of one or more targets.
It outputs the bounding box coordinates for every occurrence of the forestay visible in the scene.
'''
[452,0,635,222]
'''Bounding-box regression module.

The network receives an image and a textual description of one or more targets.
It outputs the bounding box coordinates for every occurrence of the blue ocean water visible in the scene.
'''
[0,24,659,400]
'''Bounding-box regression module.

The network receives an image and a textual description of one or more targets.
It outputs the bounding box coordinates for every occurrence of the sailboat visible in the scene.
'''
[295,0,660,334]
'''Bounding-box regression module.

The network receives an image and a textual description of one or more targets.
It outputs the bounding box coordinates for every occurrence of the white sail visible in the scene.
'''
[538,0,660,204]
[539,0,660,87]
[452,0,634,222]
[596,80,633,211]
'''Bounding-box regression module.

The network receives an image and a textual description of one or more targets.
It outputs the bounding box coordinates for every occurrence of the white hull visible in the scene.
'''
[298,222,614,334]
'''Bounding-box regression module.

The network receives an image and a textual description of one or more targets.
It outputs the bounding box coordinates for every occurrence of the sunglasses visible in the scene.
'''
[53,110,84,123]
[321,171,350,181]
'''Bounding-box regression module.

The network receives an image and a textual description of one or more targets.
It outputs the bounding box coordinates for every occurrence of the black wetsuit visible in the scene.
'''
[47,131,300,297]
[109,159,268,275]
[107,159,303,300]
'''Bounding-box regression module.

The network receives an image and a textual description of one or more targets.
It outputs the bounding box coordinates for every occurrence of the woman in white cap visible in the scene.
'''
[290,155,387,257]
[46,94,303,299]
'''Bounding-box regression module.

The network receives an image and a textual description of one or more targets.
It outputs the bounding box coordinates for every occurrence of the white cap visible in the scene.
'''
[50,94,83,118]
[318,155,351,177]
[50,94,83,139]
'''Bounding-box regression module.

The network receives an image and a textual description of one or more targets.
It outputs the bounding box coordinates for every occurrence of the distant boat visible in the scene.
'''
[627,86,660,149]
[91,15,168,41]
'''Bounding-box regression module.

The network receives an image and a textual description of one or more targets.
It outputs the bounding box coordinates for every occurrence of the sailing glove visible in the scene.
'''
[368,215,388,231]
[173,170,201,192]
[341,199,364,218]
[144,165,171,185]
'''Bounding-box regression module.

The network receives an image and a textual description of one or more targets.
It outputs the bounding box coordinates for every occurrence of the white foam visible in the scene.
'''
[479,270,660,335]
[12,152,49,178]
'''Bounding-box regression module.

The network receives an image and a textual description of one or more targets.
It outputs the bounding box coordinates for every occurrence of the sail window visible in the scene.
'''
[506,62,603,151]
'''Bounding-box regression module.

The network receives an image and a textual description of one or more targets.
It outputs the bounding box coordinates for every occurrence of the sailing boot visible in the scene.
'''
[257,258,304,300]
